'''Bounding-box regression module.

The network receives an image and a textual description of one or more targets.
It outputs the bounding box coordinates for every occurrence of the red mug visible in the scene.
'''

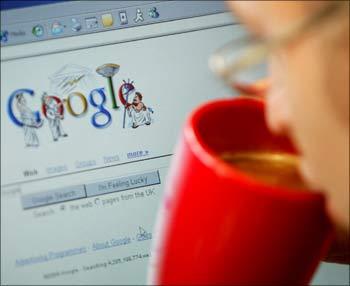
[150,97,334,285]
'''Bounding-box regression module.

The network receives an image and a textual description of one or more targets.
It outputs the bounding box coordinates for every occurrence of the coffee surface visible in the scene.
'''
[220,151,308,189]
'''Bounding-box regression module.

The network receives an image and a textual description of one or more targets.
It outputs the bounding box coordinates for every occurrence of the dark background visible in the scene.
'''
[1,0,70,10]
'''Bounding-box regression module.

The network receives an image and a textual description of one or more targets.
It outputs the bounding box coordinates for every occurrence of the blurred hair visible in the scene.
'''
[305,1,349,44]
[135,92,143,101]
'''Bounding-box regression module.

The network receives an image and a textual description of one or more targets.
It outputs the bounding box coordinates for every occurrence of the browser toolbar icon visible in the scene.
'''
[51,21,65,35]
[134,9,144,23]
[102,13,114,28]
[1,30,9,43]
[85,17,98,29]
[119,11,128,25]
[71,18,82,32]
[149,7,160,19]
[32,25,44,37]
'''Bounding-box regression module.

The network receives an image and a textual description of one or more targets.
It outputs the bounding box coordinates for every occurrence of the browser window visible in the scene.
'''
[1,1,240,284]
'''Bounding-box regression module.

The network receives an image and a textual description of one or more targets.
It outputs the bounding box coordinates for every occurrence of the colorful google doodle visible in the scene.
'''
[118,80,154,129]
[7,63,155,147]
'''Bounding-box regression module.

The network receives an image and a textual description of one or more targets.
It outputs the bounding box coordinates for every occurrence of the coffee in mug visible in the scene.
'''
[220,151,308,190]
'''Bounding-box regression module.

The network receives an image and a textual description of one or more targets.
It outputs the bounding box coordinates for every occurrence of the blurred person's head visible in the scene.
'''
[227,1,349,259]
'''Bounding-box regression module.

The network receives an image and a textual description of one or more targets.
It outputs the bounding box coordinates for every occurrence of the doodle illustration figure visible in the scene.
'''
[127,92,152,128]
[118,80,154,129]
[42,93,67,141]
[136,226,152,241]
[49,64,96,96]
[96,63,120,109]
[16,93,43,147]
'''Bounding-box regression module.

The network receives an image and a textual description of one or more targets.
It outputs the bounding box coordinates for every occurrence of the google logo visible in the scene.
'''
[7,81,134,130]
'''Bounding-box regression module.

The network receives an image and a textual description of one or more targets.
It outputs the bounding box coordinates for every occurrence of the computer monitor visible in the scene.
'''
[2,2,349,285]
[1,1,239,284]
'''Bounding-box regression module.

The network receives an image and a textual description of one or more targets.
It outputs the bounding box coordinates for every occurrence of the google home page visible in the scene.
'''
[0,1,238,284]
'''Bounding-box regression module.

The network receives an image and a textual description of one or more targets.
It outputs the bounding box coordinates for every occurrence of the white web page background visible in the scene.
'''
[1,13,236,285]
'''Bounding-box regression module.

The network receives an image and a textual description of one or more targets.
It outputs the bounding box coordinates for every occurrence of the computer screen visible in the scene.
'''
[1,1,239,284]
